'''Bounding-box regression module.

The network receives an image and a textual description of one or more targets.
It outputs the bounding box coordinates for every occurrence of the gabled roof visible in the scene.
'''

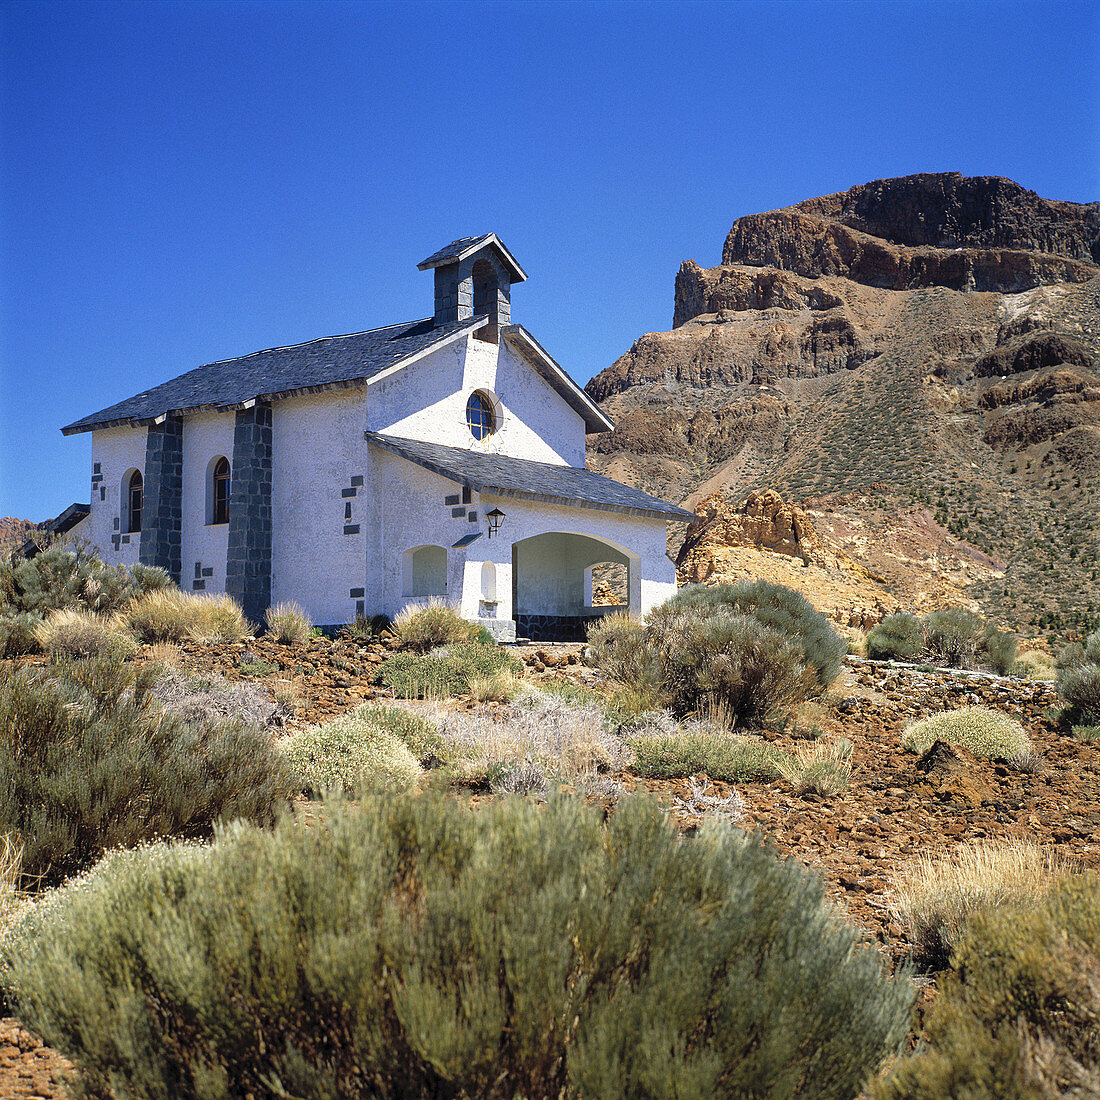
[365,432,697,522]
[62,316,486,435]
[417,234,527,282]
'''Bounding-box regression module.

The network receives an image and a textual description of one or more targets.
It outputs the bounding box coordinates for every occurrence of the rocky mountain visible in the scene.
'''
[586,173,1100,638]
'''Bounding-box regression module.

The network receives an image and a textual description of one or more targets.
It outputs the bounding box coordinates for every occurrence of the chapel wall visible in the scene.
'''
[86,426,149,566]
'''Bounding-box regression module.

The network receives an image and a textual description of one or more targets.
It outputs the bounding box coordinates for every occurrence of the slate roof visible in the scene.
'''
[62,316,485,436]
[417,234,527,281]
[365,432,697,522]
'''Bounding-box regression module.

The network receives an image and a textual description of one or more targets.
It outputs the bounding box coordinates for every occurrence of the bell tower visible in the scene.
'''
[417,234,527,341]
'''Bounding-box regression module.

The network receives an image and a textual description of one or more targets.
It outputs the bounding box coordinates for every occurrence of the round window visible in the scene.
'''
[466,392,495,440]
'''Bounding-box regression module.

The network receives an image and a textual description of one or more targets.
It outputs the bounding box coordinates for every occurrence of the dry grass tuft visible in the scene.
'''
[34,608,138,660]
[467,668,524,703]
[265,601,313,645]
[891,837,1072,970]
[775,737,853,796]
[392,598,480,651]
[1011,649,1057,681]
[122,589,252,644]
[146,642,182,667]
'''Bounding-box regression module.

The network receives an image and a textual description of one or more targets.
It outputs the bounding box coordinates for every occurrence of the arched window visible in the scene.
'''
[125,470,143,533]
[466,391,495,440]
[212,457,230,524]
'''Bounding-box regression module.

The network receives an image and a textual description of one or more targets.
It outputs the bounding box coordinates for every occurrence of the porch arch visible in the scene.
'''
[511,531,640,642]
[402,544,448,597]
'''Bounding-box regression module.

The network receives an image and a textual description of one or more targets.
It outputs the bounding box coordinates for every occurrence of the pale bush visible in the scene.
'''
[392,599,480,651]
[280,707,422,795]
[890,838,1071,970]
[923,607,983,669]
[0,612,42,657]
[866,612,924,661]
[586,613,660,688]
[33,608,137,660]
[1010,649,1056,680]
[152,666,278,728]
[265,601,313,644]
[902,706,1033,763]
[0,835,23,936]
[775,737,853,796]
[123,589,252,643]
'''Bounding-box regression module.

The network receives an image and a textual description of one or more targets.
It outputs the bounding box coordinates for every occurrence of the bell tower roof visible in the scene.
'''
[417,234,527,282]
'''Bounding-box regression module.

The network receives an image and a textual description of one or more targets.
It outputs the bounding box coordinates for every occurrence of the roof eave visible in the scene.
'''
[500,325,615,434]
[364,432,694,521]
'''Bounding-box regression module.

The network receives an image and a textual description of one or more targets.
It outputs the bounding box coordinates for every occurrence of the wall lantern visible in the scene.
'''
[486,508,506,539]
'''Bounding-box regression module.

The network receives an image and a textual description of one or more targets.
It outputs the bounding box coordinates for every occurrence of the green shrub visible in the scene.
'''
[657,581,845,688]
[33,608,138,661]
[392,598,481,651]
[978,624,1018,676]
[0,546,169,616]
[923,607,983,669]
[0,658,295,885]
[363,705,453,765]
[264,600,313,644]
[3,793,913,1100]
[377,642,522,699]
[901,706,1033,764]
[875,871,1099,1099]
[1010,649,1057,681]
[279,706,422,795]
[866,612,924,661]
[122,588,252,643]
[0,612,41,657]
[629,729,784,782]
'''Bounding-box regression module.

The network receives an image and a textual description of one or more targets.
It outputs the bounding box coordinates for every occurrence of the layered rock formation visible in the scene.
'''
[586,173,1100,633]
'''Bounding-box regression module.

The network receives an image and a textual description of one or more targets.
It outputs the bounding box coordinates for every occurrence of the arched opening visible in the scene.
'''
[207,456,230,525]
[479,560,497,618]
[511,532,637,642]
[584,561,628,608]
[122,469,143,533]
[402,545,448,597]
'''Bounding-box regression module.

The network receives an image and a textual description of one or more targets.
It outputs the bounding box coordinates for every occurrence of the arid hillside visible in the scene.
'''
[586,173,1100,638]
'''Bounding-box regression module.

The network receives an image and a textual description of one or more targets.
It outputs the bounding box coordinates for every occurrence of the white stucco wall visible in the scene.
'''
[369,334,587,467]
[180,411,233,596]
[270,388,372,627]
[86,426,148,566]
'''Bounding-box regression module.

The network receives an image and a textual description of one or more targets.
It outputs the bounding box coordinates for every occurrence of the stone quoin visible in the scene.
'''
[60,235,693,640]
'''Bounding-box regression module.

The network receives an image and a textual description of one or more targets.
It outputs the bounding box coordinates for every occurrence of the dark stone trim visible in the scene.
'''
[350,475,363,487]
[344,502,352,519]
[349,587,364,598]
[93,462,101,474]
[468,512,478,522]
[194,562,203,578]
[355,600,365,617]
[100,486,106,501]
[445,494,460,506]
[202,567,213,577]
[121,534,130,544]
[138,416,184,583]
[192,579,206,591]
[343,524,360,535]
[515,612,612,643]
[113,517,120,531]
[341,487,356,498]
[225,402,273,625]
[451,507,466,517]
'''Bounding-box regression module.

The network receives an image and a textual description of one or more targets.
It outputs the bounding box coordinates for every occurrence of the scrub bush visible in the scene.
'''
[866,612,924,661]
[265,600,313,644]
[33,608,138,661]
[656,581,845,689]
[585,612,662,689]
[0,546,170,617]
[628,729,784,782]
[1057,629,1100,724]
[1011,649,1057,681]
[775,737,854,796]
[923,607,983,669]
[392,598,481,651]
[279,706,422,795]
[151,666,279,728]
[0,612,42,657]
[0,658,295,885]
[875,871,1099,1099]
[979,623,1018,676]
[902,706,1033,764]
[890,839,1070,970]
[3,793,913,1100]
[123,589,252,643]
[377,642,522,699]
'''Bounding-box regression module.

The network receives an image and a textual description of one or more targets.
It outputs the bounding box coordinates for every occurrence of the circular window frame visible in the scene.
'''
[466,390,497,441]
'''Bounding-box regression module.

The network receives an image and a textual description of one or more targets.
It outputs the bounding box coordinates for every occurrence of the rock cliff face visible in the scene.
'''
[586,174,1100,635]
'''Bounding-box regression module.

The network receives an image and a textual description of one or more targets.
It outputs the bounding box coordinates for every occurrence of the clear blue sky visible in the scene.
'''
[2,0,1097,521]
